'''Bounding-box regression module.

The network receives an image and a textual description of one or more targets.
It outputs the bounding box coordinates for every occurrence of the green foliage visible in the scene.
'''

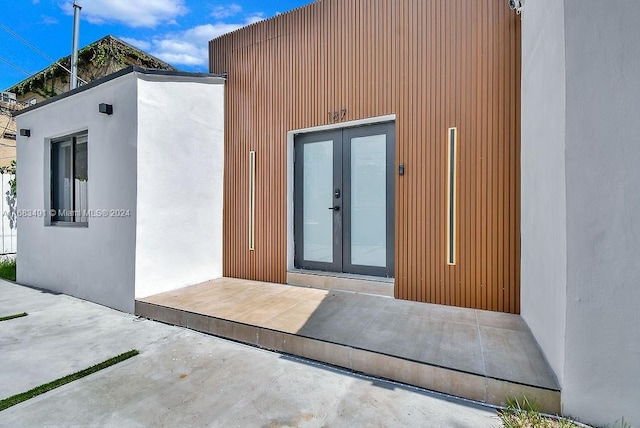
[10,36,176,97]
[0,312,26,322]
[13,64,62,98]
[499,396,581,428]
[0,257,16,282]
[603,418,633,428]
[0,159,16,196]
[92,43,111,68]
[0,350,139,411]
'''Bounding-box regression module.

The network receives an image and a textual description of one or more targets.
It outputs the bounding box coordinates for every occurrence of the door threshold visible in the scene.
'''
[287,269,394,297]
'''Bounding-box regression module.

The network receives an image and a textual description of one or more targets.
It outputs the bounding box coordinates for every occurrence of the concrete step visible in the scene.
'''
[135,278,560,414]
[287,270,394,297]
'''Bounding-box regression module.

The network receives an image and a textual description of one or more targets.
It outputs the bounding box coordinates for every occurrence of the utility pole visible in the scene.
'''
[70,2,81,90]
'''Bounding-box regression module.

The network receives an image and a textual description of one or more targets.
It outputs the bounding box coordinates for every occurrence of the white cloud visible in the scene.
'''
[60,0,188,28]
[211,3,242,19]
[245,13,265,25]
[182,23,243,43]
[134,15,265,68]
[119,37,152,51]
[151,37,206,66]
[150,23,242,66]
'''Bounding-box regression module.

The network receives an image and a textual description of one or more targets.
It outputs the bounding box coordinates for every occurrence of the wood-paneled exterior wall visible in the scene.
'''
[209,0,521,313]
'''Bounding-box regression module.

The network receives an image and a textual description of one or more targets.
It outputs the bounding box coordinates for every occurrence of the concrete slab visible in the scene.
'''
[0,281,170,399]
[136,278,561,413]
[0,279,501,427]
[287,270,394,297]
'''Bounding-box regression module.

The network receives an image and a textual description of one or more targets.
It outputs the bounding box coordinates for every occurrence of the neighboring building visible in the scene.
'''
[6,35,176,104]
[4,35,176,167]
[0,92,22,168]
[0,92,18,255]
[15,67,224,313]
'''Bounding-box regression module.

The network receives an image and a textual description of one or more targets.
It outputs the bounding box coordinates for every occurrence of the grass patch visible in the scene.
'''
[0,258,16,282]
[0,312,27,322]
[0,350,139,411]
[603,418,632,428]
[499,396,581,428]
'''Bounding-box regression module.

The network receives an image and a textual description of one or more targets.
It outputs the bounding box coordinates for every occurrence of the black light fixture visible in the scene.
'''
[19,129,31,137]
[98,103,113,115]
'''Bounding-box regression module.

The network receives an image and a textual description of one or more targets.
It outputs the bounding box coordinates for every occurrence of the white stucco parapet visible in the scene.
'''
[15,67,225,313]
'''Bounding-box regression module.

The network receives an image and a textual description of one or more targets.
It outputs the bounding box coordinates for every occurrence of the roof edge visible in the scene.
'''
[209,1,322,44]
[14,66,226,117]
[5,34,178,94]
[107,35,176,71]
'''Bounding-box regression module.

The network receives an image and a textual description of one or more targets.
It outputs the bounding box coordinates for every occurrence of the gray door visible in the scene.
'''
[294,123,395,277]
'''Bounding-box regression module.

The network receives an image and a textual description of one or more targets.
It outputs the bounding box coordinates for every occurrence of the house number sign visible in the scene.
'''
[327,108,347,123]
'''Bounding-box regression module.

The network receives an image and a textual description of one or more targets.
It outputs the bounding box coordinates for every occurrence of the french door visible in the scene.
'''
[294,122,395,277]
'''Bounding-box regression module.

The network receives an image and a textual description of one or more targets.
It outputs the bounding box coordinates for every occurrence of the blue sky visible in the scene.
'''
[0,0,311,91]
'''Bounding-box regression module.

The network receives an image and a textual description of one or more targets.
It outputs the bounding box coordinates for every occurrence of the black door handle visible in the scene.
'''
[328,206,340,212]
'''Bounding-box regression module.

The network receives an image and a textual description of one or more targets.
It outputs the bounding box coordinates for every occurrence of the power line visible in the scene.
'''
[0,23,58,64]
[0,23,87,85]
[0,56,32,76]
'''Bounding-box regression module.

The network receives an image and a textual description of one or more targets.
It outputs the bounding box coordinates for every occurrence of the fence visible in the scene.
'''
[1,173,16,256]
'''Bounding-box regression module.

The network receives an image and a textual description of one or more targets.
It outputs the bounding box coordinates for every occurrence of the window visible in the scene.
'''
[1,91,16,103]
[51,131,88,224]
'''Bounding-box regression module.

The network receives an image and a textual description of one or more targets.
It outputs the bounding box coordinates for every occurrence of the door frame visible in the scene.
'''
[286,114,396,274]
[342,123,395,277]
[293,129,344,273]
[288,115,396,278]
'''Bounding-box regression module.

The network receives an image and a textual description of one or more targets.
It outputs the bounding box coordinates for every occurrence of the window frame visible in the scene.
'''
[50,131,88,227]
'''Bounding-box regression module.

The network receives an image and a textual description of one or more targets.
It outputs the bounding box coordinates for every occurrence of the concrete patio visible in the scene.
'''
[136,277,560,413]
[0,279,500,426]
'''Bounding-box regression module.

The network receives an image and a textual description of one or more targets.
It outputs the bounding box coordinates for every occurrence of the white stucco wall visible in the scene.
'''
[16,73,139,312]
[16,69,225,313]
[520,0,567,385]
[134,74,224,298]
[522,1,640,425]
[561,1,640,425]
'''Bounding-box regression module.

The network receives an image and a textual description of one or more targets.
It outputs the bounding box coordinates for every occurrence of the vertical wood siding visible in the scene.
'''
[209,0,521,313]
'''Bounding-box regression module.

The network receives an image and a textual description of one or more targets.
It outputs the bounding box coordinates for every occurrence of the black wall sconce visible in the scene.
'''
[98,103,113,115]
[19,129,31,137]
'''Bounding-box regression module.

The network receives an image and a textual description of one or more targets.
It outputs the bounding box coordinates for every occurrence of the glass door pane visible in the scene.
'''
[349,134,387,267]
[51,139,73,222]
[303,140,334,263]
[74,135,88,223]
[295,123,393,277]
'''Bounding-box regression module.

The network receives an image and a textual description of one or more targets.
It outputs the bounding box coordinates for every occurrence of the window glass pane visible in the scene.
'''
[74,135,88,223]
[350,134,386,267]
[303,140,334,263]
[51,132,88,223]
[51,139,73,222]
